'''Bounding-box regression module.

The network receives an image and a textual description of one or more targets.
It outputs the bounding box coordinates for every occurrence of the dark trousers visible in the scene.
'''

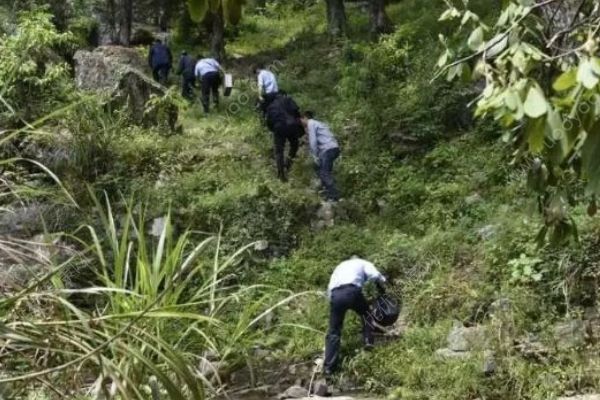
[181,75,195,100]
[200,71,221,113]
[153,64,170,85]
[324,285,374,373]
[273,124,302,182]
[316,148,340,201]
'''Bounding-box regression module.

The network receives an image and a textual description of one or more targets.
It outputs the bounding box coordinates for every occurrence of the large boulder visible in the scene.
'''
[73,46,178,131]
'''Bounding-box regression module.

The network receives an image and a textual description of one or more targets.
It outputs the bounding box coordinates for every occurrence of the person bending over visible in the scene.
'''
[300,111,341,202]
[265,93,303,182]
[254,63,279,115]
[195,55,224,113]
[324,256,386,375]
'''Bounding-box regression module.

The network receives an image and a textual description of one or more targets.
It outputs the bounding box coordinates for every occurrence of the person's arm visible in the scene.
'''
[212,59,225,75]
[148,46,154,68]
[177,57,184,75]
[308,121,319,161]
[195,62,201,80]
[289,99,301,119]
[364,261,386,284]
[257,72,264,99]
[167,48,173,66]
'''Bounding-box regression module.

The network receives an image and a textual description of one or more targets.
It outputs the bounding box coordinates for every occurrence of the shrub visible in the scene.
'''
[0,10,75,126]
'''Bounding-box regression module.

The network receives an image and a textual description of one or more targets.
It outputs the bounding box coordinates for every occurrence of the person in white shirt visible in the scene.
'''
[324,256,386,375]
[300,111,341,201]
[195,55,224,113]
[254,63,279,115]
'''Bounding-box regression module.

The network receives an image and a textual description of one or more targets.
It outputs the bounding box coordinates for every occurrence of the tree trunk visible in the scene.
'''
[106,0,119,44]
[210,6,225,60]
[159,0,169,32]
[118,0,133,45]
[370,0,392,37]
[325,0,346,36]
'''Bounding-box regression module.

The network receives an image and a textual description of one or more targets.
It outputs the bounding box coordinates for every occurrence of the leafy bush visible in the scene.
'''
[0,10,75,126]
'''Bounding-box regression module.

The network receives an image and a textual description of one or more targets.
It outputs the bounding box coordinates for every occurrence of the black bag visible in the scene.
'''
[370,294,400,327]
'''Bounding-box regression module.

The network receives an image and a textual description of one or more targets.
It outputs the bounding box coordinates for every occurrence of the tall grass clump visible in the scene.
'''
[0,194,310,399]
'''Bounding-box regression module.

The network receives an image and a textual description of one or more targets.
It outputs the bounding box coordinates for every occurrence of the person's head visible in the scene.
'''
[253,63,265,75]
[300,110,315,127]
[181,51,188,57]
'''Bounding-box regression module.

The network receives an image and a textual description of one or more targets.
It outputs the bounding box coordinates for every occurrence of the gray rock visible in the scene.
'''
[0,204,51,236]
[278,385,308,399]
[312,379,329,397]
[388,131,427,157]
[435,348,472,359]
[150,216,167,237]
[482,350,496,376]
[447,321,487,352]
[73,46,178,130]
[558,396,600,400]
[74,46,147,90]
[553,319,585,350]
[489,297,512,316]
[465,193,482,206]
[477,225,496,241]
[514,334,549,360]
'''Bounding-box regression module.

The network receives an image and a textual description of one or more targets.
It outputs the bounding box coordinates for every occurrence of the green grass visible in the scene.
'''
[7,0,600,398]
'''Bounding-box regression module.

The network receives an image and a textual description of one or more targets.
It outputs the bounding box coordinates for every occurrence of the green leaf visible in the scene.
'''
[437,50,449,68]
[582,122,600,195]
[577,59,600,90]
[439,8,460,21]
[546,108,564,141]
[485,34,508,58]
[223,0,243,25]
[526,117,546,153]
[504,90,520,111]
[523,85,547,118]
[553,69,577,91]
[468,27,484,51]
[187,0,209,23]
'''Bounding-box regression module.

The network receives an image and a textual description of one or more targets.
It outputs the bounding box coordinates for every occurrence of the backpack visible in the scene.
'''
[370,294,400,327]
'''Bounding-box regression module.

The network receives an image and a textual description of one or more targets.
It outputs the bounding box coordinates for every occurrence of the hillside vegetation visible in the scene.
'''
[2,1,600,399]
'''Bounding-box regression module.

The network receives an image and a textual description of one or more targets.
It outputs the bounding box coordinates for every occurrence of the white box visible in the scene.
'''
[223,74,233,96]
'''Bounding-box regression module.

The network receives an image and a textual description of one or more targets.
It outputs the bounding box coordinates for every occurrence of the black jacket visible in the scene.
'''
[177,54,196,79]
[266,94,301,133]
[148,43,172,69]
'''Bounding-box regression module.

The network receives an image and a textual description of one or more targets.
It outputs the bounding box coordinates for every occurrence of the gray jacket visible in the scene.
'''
[307,119,339,160]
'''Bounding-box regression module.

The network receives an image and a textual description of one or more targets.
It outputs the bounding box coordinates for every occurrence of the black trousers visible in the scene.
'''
[153,64,170,85]
[316,147,340,201]
[273,124,301,181]
[200,71,221,113]
[324,285,374,373]
[181,75,195,100]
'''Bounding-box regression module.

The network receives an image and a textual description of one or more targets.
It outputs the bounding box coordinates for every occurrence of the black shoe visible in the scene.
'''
[364,343,375,352]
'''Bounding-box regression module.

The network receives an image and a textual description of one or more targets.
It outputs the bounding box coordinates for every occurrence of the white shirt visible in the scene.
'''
[257,69,278,94]
[327,258,386,298]
[307,119,339,160]
[195,58,221,78]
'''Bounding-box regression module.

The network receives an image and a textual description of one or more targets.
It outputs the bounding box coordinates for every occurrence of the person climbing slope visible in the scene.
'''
[254,63,279,115]
[177,51,196,100]
[148,39,172,84]
[300,112,341,202]
[324,256,386,376]
[265,93,303,182]
[195,55,225,113]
